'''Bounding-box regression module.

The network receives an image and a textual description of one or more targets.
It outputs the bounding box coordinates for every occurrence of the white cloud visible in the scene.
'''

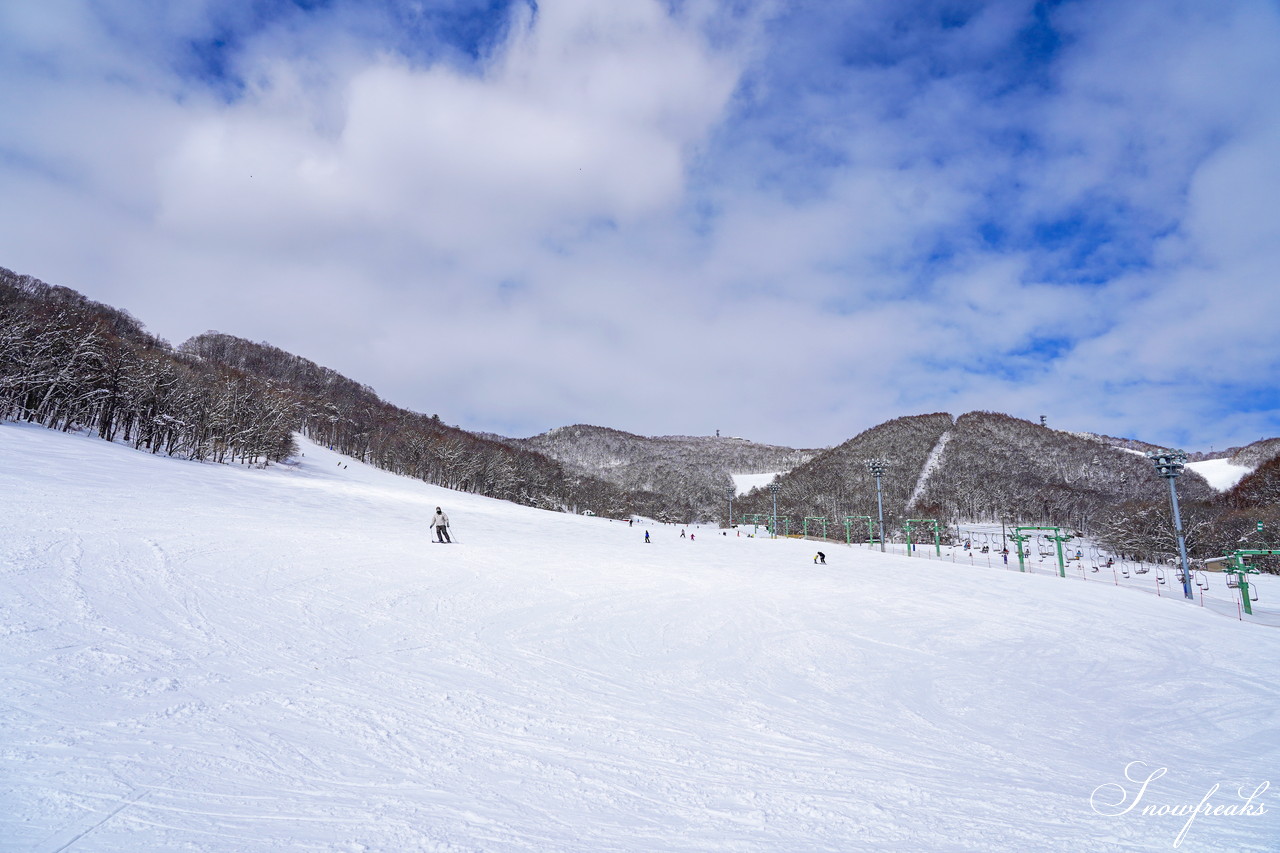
[2,0,1279,449]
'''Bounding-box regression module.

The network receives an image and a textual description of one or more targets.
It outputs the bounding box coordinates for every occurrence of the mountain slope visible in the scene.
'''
[4,420,1278,851]
[509,424,817,522]
[180,332,670,518]
[2,262,1273,537]
[915,411,1215,530]
[729,411,1223,540]
[731,413,955,533]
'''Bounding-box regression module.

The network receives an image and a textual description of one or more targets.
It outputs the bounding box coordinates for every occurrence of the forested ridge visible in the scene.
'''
[0,267,665,517]
[0,268,297,465]
[506,424,817,524]
[4,263,1279,563]
[729,413,954,532]
[723,409,1280,569]
[914,412,1216,530]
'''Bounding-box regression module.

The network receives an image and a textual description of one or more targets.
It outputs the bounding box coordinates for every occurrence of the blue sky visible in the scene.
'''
[2,0,1279,450]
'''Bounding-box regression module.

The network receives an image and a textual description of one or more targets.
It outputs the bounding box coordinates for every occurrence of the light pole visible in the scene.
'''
[768,482,781,539]
[1147,450,1194,600]
[865,459,887,553]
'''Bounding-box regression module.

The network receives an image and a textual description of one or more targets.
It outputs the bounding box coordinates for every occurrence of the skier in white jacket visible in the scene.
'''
[431,507,452,543]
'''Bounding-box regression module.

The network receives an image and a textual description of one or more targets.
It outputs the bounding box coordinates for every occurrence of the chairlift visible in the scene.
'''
[1226,574,1240,589]
[1195,572,1209,591]
[1176,571,1187,585]
[1121,567,1130,579]
[1134,564,1150,575]
[1250,584,1259,603]
[1155,568,1167,585]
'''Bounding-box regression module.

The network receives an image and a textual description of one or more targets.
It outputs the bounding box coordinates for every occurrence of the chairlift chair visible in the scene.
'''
[1227,574,1240,589]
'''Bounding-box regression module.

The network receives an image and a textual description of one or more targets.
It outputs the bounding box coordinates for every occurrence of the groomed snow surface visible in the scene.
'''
[2,423,1278,852]
[730,472,780,496]
[1186,459,1254,492]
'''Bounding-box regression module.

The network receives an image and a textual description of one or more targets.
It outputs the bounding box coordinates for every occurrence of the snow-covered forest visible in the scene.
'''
[509,425,816,523]
[5,263,1280,567]
[730,412,1280,569]
[0,268,665,519]
[0,268,297,465]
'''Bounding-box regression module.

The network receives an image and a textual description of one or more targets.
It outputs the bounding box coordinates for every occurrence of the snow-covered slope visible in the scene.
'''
[2,423,1277,851]
[1187,458,1254,491]
[730,471,781,495]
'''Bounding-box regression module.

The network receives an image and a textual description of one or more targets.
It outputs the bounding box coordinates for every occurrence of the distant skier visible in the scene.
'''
[431,507,452,543]
[680,529,687,539]
[645,531,651,543]
[690,533,695,541]
[814,551,826,564]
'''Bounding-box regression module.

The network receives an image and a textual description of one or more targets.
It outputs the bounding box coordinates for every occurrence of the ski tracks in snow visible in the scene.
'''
[4,424,1279,851]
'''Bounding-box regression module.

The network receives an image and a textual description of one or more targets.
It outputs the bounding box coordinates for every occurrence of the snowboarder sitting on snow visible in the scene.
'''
[814,551,826,564]
[431,506,452,543]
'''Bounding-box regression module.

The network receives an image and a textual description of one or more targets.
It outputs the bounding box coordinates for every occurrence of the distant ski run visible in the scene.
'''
[908,427,953,510]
